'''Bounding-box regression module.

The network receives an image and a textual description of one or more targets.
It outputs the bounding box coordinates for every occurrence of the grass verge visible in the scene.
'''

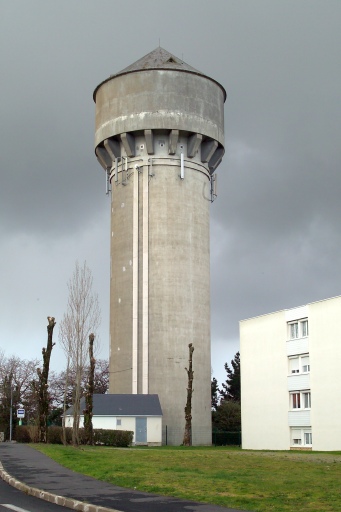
[32,445,341,512]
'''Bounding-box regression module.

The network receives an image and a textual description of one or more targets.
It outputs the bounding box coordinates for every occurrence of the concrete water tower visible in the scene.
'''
[93,47,226,445]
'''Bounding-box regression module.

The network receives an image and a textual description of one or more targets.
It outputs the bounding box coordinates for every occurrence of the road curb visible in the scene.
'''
[0,461,123,512]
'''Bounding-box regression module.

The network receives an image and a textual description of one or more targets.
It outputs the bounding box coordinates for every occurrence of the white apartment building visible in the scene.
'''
[240,295,341,451]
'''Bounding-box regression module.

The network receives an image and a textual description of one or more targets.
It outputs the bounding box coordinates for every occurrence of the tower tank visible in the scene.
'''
[93,47,226,445]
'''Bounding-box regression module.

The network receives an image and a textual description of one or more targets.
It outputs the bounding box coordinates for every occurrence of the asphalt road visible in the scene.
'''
[0,477,66,512]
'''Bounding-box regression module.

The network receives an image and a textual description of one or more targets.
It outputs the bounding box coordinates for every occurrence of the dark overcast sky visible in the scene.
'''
[1,0,340,386]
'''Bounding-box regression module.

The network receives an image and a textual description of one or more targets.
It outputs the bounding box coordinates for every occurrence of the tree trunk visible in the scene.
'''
[62,354,70,445]
[72,363,82,446]
[34,317,56,443]
[83,333,95,445]
[183,343,194,446]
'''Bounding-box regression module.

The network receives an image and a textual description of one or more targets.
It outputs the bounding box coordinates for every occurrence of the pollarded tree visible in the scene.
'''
[183,343,194,447]
[32,316,56,442]
[59,261,100,446]
[220,351,241,403]
[92,359,109,394]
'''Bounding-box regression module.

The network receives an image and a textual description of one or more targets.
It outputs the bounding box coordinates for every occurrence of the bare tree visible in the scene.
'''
[58,332,72,445]
[92,359,109,394]
[0,349,5,370]
[183,343,194,446]
[59,261,100,446]
[0,355,40,437]
[48,359,109,413]
[32,316,56,443]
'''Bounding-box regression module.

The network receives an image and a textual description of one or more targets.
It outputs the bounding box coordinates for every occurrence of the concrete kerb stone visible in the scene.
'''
[0,461,122,512]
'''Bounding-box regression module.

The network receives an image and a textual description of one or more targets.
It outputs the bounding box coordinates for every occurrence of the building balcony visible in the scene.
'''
[287,373,310,391]
[286,337,309,356]
[288,410,311,427]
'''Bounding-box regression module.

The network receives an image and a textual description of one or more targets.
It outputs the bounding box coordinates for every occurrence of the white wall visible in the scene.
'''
[240,310,289,450]
[309,296,341,451]
[64,415,162,445]
[241,295,341,452]
[147,417,162,445]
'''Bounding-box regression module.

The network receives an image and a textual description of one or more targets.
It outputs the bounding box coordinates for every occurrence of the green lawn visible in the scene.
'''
[32,445,341,512]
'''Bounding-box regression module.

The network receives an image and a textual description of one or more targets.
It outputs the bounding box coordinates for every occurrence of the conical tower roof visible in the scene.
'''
[94,47,226,101]
[116,47,202,76]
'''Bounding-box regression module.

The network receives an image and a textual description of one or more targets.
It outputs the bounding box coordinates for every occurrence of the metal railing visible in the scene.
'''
[212,430,241,446]
[162,426,241,446]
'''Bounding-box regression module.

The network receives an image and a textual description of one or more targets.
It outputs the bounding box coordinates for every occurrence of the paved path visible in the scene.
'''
[0,443,249,512]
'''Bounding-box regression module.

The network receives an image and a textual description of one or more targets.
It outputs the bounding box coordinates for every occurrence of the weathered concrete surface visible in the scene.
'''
[94,47,226,446]
[94,48,226,148]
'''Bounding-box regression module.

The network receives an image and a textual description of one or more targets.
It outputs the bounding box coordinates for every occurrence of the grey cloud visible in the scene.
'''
[1,0,341,386]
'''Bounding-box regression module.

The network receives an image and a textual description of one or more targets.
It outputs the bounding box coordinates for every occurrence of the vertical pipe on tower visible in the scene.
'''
[132,160,139,393]
[142,164,149,394]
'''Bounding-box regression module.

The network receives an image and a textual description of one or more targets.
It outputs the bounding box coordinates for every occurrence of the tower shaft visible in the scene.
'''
[109,132,211,444]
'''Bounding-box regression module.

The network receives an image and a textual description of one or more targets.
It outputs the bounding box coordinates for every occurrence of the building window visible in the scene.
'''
[301,355,310,372]
[292,392,300,409]
[290,391,311,410]
[288,319,308,340]
[301,320,308,337]
[303,392,311,408]
[117,419,122,426]
[291,428,302,445]
[289,357,299,374]
[288,354,310,374]
[290,322,299,339]
[291,428,312,447]
[304,432,312,445]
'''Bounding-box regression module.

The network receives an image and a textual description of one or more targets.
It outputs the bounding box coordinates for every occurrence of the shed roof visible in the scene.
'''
[66,394,162,417]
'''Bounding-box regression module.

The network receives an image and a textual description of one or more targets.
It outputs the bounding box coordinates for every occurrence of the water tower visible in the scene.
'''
[93,47,226,445]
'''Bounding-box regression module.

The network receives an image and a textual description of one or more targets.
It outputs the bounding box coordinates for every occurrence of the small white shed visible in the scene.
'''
[65,394,163,446]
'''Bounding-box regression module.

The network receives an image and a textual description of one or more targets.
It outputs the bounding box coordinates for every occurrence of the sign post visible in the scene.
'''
[17,408,25,426]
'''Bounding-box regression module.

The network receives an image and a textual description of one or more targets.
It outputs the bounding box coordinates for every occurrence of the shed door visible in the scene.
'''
[136,417,147,443]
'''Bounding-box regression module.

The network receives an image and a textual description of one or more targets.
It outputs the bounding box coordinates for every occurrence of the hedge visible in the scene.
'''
[15,426,133,447]
[93,429,133,447]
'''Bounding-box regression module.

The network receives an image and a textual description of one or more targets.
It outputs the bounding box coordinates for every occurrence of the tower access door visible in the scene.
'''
[135,417,147,444]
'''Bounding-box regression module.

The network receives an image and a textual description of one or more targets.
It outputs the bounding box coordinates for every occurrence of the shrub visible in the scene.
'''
[47,426,62,444]
[45,427,132,446]
[47,426,72,444]
[27,425,40,443]
[15,425,132,446]
[15,425,40,443]
[15,426,31,443]
[0,424,8,441]
[92,429,133,447]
